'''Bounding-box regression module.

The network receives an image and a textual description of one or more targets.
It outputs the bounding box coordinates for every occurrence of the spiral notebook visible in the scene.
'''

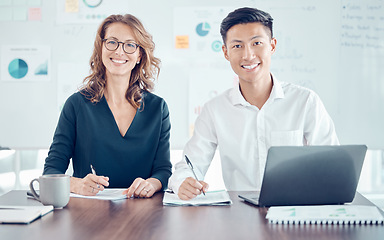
[266,205,384,225]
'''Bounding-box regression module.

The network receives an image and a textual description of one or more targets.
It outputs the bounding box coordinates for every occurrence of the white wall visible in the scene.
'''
[0,0,383,150]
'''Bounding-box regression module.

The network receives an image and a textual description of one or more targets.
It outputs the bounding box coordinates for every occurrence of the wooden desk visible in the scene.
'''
[0,191,383,240]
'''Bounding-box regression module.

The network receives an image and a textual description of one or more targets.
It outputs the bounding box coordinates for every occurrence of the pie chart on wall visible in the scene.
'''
[196,22,211,37]
[8,58,28,79]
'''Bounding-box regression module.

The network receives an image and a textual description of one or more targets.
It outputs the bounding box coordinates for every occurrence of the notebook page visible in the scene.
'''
[163,190,232,206]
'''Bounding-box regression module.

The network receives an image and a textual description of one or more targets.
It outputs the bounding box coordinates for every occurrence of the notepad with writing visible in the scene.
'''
[163,190,232,206]
[266,205,384,225]
[0,205,54,224]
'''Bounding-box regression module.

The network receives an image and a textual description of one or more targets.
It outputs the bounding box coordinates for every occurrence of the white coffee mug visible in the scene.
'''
[29,174,70,208]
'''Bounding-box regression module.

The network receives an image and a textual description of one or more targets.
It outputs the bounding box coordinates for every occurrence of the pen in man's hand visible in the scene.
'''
[185,155,205,196]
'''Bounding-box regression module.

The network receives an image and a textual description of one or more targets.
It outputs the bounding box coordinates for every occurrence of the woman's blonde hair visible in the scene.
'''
[81,14,161,109]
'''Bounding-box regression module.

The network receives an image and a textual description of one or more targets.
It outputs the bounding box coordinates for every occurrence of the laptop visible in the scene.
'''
[238,145,367,207]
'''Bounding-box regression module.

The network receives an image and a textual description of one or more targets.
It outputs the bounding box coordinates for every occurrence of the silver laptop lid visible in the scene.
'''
[257,145,367,207]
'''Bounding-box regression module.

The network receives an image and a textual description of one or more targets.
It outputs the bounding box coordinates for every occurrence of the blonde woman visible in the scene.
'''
[44,14,171,198]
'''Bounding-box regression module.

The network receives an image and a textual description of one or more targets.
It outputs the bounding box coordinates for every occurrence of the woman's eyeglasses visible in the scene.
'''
[102,38,140,54]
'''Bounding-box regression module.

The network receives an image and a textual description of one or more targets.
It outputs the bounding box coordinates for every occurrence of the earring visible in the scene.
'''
[136,61,140,64]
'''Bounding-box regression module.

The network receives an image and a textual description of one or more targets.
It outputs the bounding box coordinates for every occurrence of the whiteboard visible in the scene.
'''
[0,0,383,149]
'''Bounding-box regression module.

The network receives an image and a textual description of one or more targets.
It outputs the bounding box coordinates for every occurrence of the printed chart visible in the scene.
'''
[1,46,50,82]
[173,7,235,134]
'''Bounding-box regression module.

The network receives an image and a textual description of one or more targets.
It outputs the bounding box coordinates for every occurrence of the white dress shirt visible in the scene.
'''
[169,77,339,194]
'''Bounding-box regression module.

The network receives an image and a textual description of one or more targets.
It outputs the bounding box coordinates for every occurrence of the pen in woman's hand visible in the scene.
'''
[90,164,96,175]
[90,164,100,189]
[185,155,205,196]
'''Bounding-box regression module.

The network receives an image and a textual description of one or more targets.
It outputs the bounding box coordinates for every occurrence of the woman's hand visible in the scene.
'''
[70,174,109,196]
[123,177,162,198]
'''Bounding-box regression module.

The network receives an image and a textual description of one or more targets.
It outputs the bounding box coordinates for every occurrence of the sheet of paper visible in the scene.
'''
[70,188,127,201]
[266,205,384,224]
[163,190,232,206]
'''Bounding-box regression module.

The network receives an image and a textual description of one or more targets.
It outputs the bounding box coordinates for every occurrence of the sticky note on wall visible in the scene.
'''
[28,7,41,21]
[65,0,79,13]
[175,35,189,49]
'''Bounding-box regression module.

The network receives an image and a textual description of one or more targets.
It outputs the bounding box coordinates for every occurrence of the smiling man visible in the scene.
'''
[169,7,339,200]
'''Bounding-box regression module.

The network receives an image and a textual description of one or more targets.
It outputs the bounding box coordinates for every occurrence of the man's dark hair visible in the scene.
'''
[220,7,274,44]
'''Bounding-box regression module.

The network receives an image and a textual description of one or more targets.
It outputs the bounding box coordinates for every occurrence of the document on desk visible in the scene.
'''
[70,188,127,201]
[163,190,232,206]
[0,205,54,224]
[266,205,384,225]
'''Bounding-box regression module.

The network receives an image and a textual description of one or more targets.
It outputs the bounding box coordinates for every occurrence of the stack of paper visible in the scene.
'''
[266,205,384,225]
[0,205,54,224]
[70,188,127,201]
[163,190,232,206]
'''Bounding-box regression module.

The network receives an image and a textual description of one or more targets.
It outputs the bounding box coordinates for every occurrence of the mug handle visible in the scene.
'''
[29,178,40,201]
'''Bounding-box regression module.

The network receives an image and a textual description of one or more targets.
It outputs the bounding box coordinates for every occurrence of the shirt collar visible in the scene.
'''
[270,74,285,100]
[229,73,285,106]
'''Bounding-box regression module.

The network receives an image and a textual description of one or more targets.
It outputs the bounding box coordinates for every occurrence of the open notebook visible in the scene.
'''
[163,190,232,206]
